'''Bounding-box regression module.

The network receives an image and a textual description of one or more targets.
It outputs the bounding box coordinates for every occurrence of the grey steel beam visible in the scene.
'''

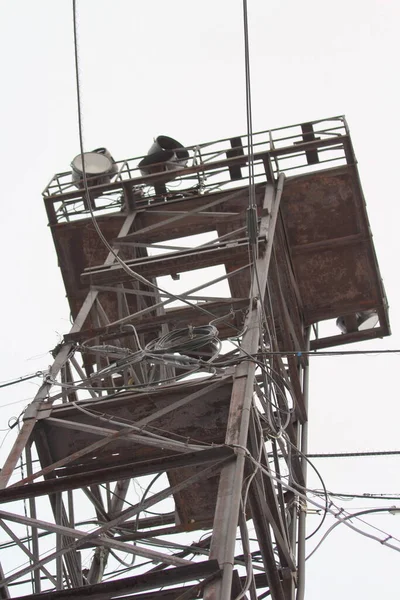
[25,443,41,594]
[296,331,311,600]
[87,477,131,584]
[0,509,192,586]
[247,413,295,573]
[33,425,83,588]
[0,520,57,587]
[204,175,286,600]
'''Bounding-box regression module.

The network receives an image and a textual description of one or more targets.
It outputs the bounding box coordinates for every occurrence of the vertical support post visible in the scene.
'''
[25,443,41,594]
[56,493,63,590]
[0,565,10,599]
[295,329,310,600]
[204,175,285,600]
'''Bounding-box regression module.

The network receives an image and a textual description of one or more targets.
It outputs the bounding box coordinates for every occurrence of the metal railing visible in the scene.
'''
[43,116,351,224]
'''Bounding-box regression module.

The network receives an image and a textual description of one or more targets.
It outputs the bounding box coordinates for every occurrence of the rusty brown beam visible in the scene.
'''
[310,326,387,350]
[81,240,256,285]
[64,298,248,343]
[8,561,221,600]
[0,447,234,504]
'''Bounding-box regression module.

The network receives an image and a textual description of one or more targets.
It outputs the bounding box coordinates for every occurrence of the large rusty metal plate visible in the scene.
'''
[281,169,362,245]
[281,166,385,324]
[36,377,232,530]
[40,377,232,467]
[292,243,379,324]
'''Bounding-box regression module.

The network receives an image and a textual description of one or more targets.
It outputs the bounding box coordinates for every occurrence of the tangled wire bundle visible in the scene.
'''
[145,325,221,361]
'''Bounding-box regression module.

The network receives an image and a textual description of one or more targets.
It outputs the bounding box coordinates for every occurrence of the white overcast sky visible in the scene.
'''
[0,1,399,598]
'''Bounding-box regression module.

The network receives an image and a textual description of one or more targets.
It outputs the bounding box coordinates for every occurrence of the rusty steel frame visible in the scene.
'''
[0,176,304,599]
[0,117,390,599]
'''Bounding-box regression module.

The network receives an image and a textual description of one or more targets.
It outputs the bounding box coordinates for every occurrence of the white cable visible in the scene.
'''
[70,401,208,451]
[306,506,400,561]
[236,448,400,555]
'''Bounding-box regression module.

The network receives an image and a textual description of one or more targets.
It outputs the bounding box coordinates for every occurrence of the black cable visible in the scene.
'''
[284,437,329,541]
[102,559,153,581]
[308,451,400,458]
[324,492,400,501]
[256,349,400,356]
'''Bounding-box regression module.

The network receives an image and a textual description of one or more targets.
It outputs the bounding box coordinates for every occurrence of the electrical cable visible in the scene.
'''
[256,349,400,356]
[307,451,400,458]
[16,419,34,591]
[145,325,221,362]
[101,559,154,581]
[134,473,163,541]
[306,507,400,561]
[0,372,44,389]
[242,0,256,211]
[70,401,209,451]
[323,492,400,501]
[53,324,223,397]
[108,549,135,569]
[234,399,264,600]
[233,446,400,554]
[327,499,400,544]
[50,365,215,395]
[281,433,329,541]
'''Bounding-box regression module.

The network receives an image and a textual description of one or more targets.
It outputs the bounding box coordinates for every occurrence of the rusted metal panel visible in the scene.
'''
[292,243,379,324]
[31,379,233,529]
[0,447,234,504]
[280,167,387,328]
[39,379,233,466]
[281,169,362,246]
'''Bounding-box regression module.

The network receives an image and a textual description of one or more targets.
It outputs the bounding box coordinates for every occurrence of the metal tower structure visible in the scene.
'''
[0,116,390,600]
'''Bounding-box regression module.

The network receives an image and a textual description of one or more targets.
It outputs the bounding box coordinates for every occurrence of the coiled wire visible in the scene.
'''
[145,325,221,362]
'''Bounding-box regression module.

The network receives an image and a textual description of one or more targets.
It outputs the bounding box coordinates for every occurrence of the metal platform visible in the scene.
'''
[51,165,388,350]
